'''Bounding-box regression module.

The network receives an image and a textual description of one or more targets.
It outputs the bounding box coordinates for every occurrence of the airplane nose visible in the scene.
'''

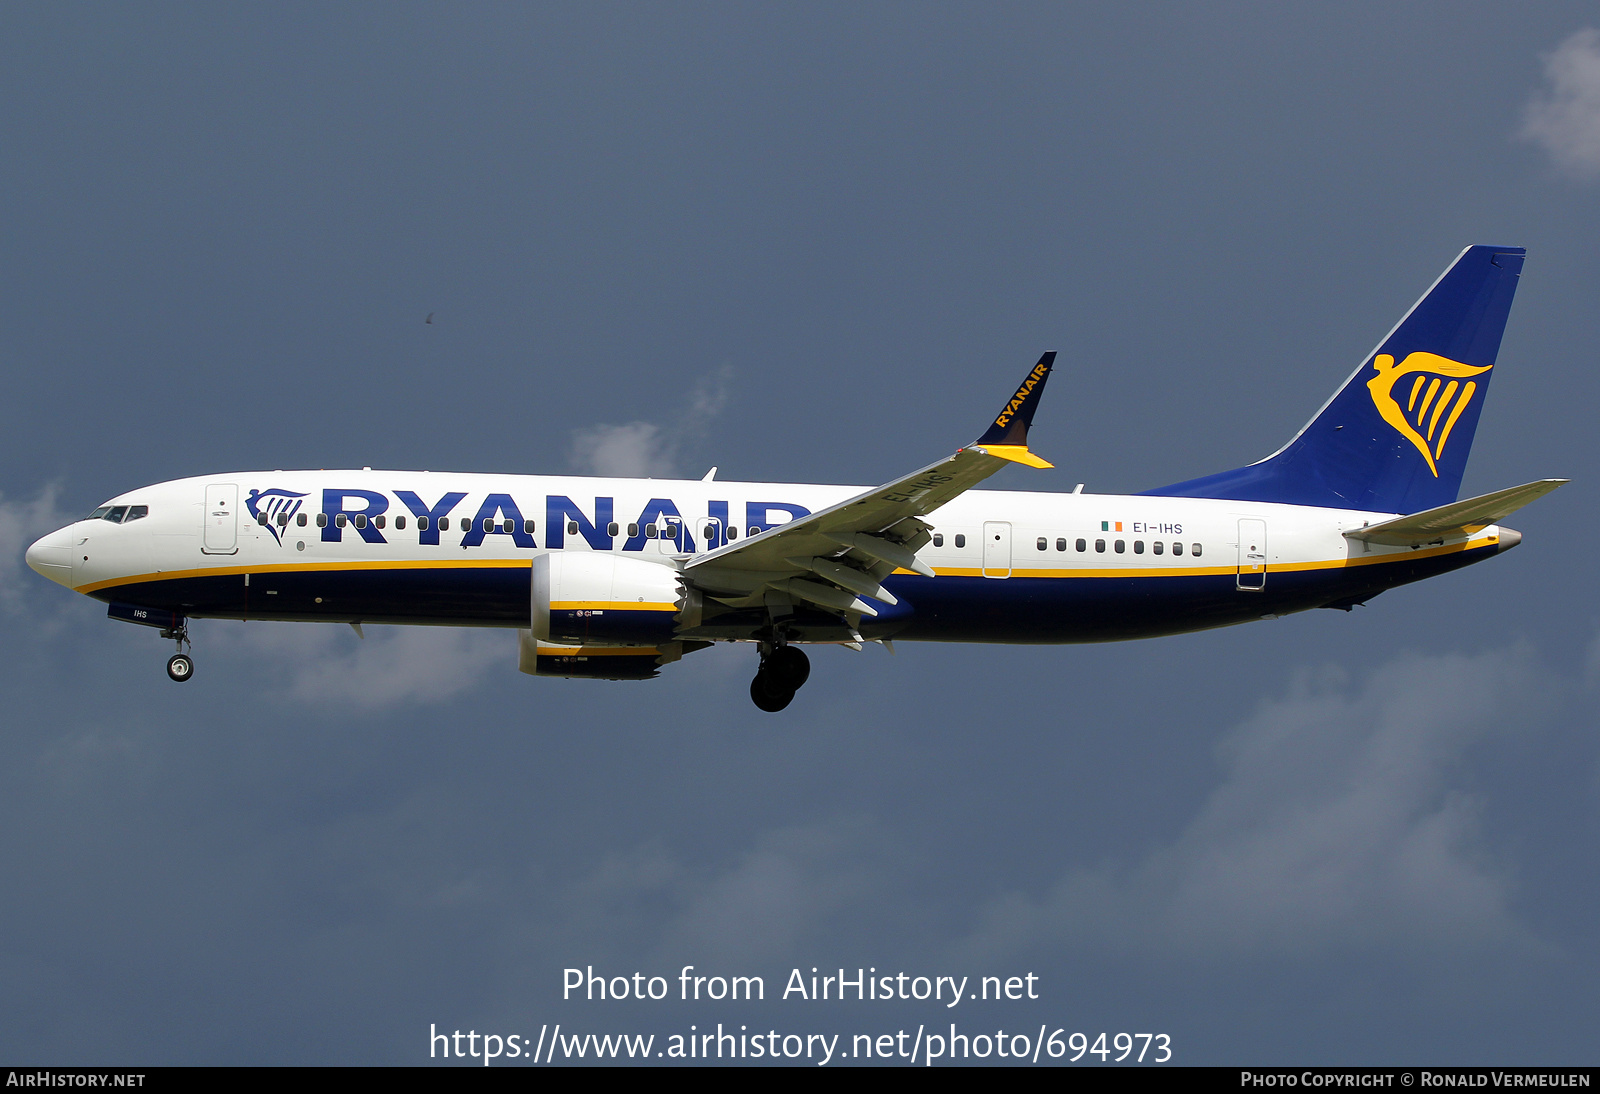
[1496,526,1522,553]
[25,525,75,587]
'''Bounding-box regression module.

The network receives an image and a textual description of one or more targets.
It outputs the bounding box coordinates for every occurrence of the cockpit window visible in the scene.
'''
[89,504,149,523]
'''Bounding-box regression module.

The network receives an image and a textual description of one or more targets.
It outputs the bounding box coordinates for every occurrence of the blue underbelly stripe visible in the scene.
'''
[90,544,1496,641]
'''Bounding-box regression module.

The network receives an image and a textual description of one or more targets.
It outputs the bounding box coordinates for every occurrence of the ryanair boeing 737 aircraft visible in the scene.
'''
[26,246,1565,710]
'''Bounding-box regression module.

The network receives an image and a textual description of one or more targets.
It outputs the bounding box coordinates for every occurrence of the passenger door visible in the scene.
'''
[982,521,1012,579]
[1236,518,1266,590]
[202,483,239,555]
[653,516,688,556]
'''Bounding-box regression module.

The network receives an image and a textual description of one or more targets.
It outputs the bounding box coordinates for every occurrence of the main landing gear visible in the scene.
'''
[750,644,809,712]
[162,621,195,683]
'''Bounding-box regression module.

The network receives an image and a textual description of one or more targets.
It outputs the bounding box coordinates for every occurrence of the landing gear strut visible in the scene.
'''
[750,644,809,712]
[161,621,194,683]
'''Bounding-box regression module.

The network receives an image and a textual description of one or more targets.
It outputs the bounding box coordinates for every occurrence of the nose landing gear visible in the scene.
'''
[161,621,194,683]
[750,644,809,712]
[106,603,195,682]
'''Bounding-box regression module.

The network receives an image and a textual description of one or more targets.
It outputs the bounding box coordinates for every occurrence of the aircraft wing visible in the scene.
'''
[683,353,1057,619]
[1343,478,1568,547]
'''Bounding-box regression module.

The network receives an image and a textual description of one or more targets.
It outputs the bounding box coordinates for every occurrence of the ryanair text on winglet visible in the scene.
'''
[992,360,1050,431]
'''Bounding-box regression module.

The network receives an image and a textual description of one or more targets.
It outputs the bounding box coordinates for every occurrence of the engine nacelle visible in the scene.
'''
[518,632,690,680]
[531,551,699,646]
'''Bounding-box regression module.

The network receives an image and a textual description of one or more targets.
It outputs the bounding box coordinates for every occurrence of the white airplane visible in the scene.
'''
[27,245,1564,711]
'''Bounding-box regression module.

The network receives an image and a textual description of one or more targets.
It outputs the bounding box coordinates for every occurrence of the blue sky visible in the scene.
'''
[2,4,1598,1065]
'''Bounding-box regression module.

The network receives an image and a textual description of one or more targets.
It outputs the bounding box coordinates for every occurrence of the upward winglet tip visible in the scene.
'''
[975,351,1056,448]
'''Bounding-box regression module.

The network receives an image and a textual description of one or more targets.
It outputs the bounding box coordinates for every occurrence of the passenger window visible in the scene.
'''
[1133,540,1144,554]
[607,522,619,536]
[1152,541,1163,555]
[524,519,535,534]
[933,533,944,547]
[646,524,658,538]
[316,513,329,528]
[257,512,269,526]
[395,516,407,530]
[703,524,714,539]
[354,514,368,529]
[1172,541,1182,556]
[1095,538,1105,552]
[748,526,761,536]
[628,523,639,537]
[727,526,737,540]
[1075,538,1086,552]
[276,513,289,527]
[335,514,348,528]
[1192,543,1202,557]
[375,515,386,529]
[954,534,966,548]
[503,519,515,533]
[1114,539,1125,553]
[1056,538,1067,551]
[297,513,308,527]
[126,505,148,521]
[1037,537,1047,551]
[567,521,579,536]
[479,518,491,532]
[107,506,128,523]
[417,515,429,531]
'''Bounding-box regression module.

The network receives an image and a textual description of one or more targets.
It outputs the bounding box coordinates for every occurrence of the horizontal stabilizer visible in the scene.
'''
[1344,479,1567,546]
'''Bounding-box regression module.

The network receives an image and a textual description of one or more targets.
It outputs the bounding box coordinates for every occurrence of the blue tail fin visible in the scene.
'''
[1143,245,1526,514]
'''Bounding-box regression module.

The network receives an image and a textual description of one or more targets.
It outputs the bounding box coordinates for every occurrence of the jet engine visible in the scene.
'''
[524,552,705,679]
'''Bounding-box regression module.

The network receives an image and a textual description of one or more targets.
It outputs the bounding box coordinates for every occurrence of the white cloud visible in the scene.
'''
[0,486,71,611]
[956,646,1545,964]
[214,622,505,707]
[568,421,676,478]
[654,817,892,966]
[1520,28,1600,179]
[568,366,733,478]
[524,817,901,969]
[682,365,733,432]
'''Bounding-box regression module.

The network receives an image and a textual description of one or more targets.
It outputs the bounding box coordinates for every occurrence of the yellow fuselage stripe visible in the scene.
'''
[78,535,1494,596]
[903,534,1493,578]
[549,601,677,612]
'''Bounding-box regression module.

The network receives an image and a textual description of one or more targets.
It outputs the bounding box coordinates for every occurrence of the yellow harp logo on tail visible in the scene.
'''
[1366,352,1492,477]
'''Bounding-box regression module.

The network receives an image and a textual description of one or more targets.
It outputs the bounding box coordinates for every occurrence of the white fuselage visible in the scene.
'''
[28,469,1508,645]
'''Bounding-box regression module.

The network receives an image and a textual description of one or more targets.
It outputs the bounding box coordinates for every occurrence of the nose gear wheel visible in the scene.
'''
[161,621,194,682]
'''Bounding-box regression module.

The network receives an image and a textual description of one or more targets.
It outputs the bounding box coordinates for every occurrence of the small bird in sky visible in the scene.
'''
[425,312,434,324]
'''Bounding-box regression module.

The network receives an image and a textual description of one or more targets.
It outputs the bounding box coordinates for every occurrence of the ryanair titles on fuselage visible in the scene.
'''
[243,479,815,553]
